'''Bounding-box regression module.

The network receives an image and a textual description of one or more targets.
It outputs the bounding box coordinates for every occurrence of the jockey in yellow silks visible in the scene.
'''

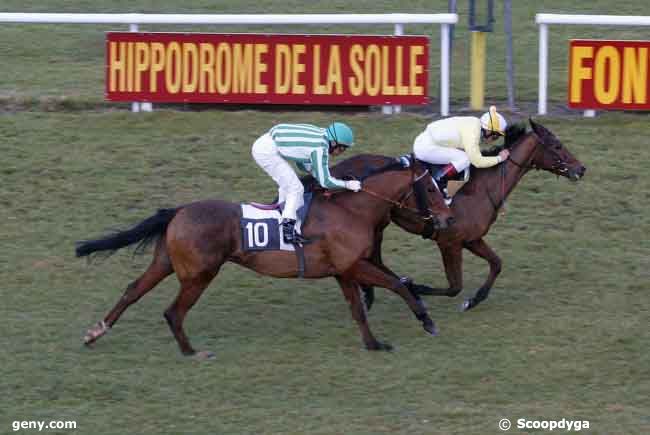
[412,106,511,202]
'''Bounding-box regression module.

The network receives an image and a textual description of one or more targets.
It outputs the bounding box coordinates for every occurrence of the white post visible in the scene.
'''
[538,23,548,115]
[382,24,405,115]
[129,23,141,113]
[584,109,596,117]
[441,23,450,116]
[393,23,404,114]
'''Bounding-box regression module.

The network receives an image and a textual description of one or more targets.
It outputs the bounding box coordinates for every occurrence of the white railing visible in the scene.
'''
[0,12,458,115]
[536,13,650,116]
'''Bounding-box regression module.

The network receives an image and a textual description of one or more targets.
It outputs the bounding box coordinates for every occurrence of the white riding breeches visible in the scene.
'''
[412,131,471,172]
[252,133,304,221]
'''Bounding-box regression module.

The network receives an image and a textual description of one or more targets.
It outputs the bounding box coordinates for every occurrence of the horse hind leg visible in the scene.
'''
[84,239,174,346]
[164,269,219,359]
[415,243,464,298]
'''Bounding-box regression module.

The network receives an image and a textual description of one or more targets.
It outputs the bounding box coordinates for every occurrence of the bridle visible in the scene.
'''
[487,134,571,213]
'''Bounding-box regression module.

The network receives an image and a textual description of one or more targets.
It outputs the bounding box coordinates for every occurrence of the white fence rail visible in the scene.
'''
[0,12,458,115]
[536,13,650,116]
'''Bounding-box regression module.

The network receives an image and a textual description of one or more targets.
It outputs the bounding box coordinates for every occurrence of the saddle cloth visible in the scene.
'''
[240,193,313,252]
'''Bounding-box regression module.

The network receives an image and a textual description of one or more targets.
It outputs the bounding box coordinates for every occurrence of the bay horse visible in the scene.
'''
[328,118,587,311]
[76,155,453,358]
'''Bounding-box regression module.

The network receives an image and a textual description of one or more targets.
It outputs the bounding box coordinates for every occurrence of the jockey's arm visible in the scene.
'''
[461,119,501,168]
[310,148,347,189]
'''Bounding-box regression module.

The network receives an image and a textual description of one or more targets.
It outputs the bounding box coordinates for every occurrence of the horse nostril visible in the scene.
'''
[579,166,586,176]
[447,216,455,226]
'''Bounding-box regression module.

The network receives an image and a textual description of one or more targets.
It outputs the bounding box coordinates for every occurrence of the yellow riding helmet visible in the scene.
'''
[479,106,507,136]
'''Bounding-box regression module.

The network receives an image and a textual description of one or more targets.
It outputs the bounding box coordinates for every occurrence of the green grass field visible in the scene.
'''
[2,111,649,434]
[1,1,649,434]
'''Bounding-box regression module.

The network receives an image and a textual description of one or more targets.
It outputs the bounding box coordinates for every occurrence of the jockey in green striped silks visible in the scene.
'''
[252,122,361,244]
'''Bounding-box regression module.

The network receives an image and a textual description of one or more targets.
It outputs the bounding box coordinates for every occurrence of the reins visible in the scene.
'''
[321,165,434,219]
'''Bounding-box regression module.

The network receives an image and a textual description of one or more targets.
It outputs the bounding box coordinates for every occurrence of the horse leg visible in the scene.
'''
[348,260,437,336]
[84,239,173,346]
[163,270,218,358]
[336,276,392,351]
[360,229,382,311]
[360,230,428,311]
[414,243,464,298]
[461,238,502,311]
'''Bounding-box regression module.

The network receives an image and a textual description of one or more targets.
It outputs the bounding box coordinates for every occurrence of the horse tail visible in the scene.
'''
[75,208,178,258]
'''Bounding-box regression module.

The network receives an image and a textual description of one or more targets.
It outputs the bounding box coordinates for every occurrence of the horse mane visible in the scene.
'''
[354,156,407,181]
[482,122,528,156]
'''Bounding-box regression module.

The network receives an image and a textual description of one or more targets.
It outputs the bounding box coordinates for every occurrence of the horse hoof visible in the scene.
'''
[423,322,439,336]
[194,351,216,360]
[460,299,473,312]
[83,321,109,346]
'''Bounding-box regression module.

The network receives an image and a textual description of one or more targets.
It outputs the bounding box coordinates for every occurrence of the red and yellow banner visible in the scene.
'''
[105,32,429,105]
[568,39,649,110]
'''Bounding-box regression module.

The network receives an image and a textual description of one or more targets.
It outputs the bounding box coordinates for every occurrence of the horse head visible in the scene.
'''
[528,118,587,181]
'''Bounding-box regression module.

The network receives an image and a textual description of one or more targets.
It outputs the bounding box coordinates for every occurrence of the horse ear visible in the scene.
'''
[529,117,545,139]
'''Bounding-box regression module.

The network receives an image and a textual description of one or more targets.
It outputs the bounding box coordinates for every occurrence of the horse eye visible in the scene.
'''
[555,145,562,150]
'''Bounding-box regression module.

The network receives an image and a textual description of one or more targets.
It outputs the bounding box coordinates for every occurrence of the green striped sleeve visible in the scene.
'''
[311,148,347,189]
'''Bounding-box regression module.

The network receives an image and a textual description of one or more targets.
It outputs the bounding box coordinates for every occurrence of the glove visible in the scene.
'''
[345,180,362,192]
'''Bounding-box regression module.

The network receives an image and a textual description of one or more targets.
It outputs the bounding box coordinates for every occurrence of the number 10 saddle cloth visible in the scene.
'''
[240,193,313,252]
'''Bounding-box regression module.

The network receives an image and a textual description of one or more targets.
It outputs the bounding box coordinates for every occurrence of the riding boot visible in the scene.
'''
[434,164,458,203]
[281,218,297,244]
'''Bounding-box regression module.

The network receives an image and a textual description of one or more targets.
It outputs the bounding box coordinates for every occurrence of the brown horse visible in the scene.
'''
[76,155,453,357]
[328,119,587,311]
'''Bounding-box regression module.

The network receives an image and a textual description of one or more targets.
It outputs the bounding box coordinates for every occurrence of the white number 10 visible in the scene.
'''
[245,222,269,247]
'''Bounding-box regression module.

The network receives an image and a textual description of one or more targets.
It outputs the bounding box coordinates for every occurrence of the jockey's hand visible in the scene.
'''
[345,180,362,192]
[498,149,510,162]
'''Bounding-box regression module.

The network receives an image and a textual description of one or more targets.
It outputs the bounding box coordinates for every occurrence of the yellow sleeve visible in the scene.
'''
[459,118,501,168]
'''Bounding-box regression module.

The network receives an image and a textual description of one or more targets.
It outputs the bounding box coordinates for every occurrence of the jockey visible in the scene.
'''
[413,106,510,202]
[252,122,361,243]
